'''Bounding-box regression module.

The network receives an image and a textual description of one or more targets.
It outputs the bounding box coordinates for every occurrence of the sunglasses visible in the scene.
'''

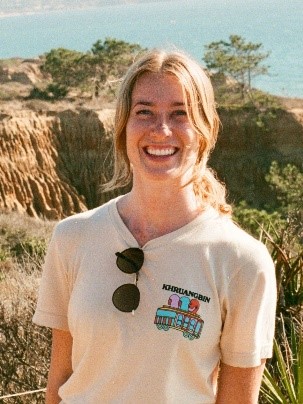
[112,248,144,312]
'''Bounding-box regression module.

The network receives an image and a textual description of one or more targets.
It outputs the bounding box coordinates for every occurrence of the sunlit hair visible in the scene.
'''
[104,49,231,215]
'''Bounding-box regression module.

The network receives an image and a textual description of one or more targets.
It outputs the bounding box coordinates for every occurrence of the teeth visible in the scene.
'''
[146,147,176,156]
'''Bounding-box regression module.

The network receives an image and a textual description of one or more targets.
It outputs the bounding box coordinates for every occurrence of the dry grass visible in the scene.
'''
[0,212,55,402]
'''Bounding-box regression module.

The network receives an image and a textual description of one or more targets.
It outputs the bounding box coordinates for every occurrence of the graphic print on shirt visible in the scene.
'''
[154,292,204,340]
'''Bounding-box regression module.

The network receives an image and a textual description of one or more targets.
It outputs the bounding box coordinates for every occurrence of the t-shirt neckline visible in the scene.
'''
[108,196,218,250]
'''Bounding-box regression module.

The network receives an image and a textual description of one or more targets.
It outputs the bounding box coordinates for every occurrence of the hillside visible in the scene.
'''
[0,58,303,219]
[211,106,303,206]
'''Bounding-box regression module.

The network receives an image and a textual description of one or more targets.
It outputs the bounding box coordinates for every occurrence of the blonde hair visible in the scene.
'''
[104,49,231,215]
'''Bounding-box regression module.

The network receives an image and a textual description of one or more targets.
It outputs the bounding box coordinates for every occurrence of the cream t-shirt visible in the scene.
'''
[33,197,276,403]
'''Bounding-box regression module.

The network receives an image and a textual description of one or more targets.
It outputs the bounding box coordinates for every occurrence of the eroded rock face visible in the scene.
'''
[0,104,302,219]
[0,108,117,219]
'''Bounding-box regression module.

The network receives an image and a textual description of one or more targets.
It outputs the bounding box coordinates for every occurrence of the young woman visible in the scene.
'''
[33,49,276,403]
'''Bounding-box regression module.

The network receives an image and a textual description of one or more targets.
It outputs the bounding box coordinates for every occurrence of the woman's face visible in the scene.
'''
[125,72,200,188]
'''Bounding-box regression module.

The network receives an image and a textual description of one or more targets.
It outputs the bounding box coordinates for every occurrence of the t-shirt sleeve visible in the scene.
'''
[220,242,277,368]
[33,224,71,331]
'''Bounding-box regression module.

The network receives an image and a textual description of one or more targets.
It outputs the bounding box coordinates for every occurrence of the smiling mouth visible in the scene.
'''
[145,147,177,156]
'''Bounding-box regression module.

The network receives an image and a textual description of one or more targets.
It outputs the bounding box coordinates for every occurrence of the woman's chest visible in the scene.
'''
[67,247,224,352]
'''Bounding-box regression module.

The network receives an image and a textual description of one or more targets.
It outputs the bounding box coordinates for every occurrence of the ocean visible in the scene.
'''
[0,0,302,97]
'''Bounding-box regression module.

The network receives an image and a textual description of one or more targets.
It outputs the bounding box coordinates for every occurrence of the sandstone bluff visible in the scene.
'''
[1,104,302,220]
[0,108,119,219]
[0,60,302,219]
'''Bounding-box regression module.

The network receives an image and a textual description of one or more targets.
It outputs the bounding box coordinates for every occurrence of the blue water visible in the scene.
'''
[1,0,302,97]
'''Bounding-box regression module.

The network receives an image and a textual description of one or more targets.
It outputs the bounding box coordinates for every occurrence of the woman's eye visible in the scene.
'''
[136,109,152,116]
[173,110,187,117]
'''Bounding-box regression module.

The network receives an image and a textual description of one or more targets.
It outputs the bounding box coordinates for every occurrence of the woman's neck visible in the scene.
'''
[117,181,204,246]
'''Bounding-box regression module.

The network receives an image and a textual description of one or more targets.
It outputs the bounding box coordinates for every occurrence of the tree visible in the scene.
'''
[91,37,143,80]
[41,48,90,89]
[40,38,144,97]
[89,38,144,96]
[203,35,270,95]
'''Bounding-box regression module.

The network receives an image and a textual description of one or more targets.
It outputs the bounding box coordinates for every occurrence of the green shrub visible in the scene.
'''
[266,162,303,213]
[260,316,303,403]
[10,237,47,260]
[0,249,8,262]
[28,83,68,100]
[233,201,285,238]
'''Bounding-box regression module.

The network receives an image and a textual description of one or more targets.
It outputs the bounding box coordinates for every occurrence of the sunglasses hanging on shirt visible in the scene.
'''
[112,247,144,312]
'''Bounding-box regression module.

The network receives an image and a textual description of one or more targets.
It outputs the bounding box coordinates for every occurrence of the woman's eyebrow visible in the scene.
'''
[133,101,153,107]
[133,101,185,107]
[172,102,186,107]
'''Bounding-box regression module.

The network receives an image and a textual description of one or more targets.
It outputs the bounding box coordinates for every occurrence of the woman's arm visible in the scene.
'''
[46,328,73,404]
[216,360,266,404]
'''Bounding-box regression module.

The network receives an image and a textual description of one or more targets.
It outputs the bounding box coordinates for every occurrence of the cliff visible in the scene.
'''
[0,58,302,218]
[0,108,119,219]
[1,103,302,219]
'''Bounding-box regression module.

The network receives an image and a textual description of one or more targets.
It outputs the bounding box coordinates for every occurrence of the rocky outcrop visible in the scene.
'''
[0,104,302,219]
[0,59,46,85]
[0,108,118,219]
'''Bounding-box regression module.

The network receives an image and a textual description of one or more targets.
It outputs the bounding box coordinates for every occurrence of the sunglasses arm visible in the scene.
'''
[132,273,139,317]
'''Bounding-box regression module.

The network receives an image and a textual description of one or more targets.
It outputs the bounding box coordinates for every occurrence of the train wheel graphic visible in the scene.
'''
[156,324,169,331]
[183,331,195,340]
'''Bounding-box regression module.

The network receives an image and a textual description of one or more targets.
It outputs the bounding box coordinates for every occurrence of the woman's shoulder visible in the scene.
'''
[205,211,272,261]
[54,197,118,237]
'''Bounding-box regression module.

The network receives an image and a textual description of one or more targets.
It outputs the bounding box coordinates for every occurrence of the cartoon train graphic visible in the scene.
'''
[154,295,204,340]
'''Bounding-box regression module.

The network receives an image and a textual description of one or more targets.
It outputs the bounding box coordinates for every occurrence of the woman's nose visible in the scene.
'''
[151,116,172,137]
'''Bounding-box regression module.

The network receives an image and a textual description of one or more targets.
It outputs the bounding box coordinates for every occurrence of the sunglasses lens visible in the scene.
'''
[112,283,140,312]
[116,248,144,274]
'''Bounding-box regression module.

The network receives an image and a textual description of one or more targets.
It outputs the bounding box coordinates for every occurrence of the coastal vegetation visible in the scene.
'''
[0,36,302,401]
[27,35,274,108]
[204,35,270,97]
[28,38,144,101]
